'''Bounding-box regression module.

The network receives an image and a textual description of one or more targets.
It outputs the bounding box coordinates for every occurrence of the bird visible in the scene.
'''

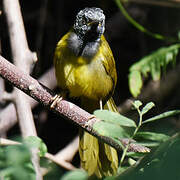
[53,7,118,178]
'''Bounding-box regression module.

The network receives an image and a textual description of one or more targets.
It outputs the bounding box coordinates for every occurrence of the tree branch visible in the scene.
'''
[0,67,56,133]
[3,0,41,179]
[54,136,79,169]
[0,55,150,153]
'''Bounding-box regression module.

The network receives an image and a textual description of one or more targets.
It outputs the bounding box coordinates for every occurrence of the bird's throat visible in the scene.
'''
[78,35,100,59]
[68,31,101,59]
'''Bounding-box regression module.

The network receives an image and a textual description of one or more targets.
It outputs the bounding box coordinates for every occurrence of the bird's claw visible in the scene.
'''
[50,94,63,108]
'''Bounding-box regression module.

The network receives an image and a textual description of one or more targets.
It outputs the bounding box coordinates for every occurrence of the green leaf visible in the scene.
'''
[128,71,142,97]
[134,141,160,147]
[129,44,180,97]
[5,145,31,165]
[142,110,180,124]
[93,121,134,139]
[0,144,36,180]
[135,131,170,142]
[24,136,47,157]
[94,110,136,127]
[132,100,143,110]
[141,102,155,115]
[61,170,88,180]
[93,110,136,140]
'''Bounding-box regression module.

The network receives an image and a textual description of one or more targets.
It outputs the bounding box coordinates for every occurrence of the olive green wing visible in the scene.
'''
[100,35,117,92]
[53,31,76,93]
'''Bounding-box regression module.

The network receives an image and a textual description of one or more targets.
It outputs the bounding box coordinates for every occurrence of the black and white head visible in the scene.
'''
[73,7,105,40]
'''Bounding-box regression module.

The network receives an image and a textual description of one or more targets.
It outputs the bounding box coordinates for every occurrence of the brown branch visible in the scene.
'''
[0,55,150,153]
[3,0,41,179]
[3,0,37,136]
[54,136,79,169]
[0,67,56,133]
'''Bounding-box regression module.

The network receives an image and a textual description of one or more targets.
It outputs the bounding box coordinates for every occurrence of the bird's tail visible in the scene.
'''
[79,97,118,178]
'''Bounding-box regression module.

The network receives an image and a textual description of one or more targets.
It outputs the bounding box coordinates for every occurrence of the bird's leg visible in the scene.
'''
[85,99,103,127]
[50,94,63,108]
[100,99,103,110]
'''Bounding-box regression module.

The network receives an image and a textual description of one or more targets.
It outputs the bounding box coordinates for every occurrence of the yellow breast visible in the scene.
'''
[54,32,115,102]
[55,55,112,101]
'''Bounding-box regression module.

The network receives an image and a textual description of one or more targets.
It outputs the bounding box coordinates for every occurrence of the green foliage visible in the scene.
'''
[24,136,47,157]
[92,100,180,179]
[142,110,180,124]
[117,133,180,180]
[93,110,136,142]
[0,144,35,180]
[135,131,170,142]
[128,44,180,97]
[141,102,155,116]
[94,110,137,127]
[131,100,142,109]
[61,170,88,180]
[132,101,155,116]
[0,136,48,180]
[93,120,134,139]
[1,107,179,180]
[93,101,171,149]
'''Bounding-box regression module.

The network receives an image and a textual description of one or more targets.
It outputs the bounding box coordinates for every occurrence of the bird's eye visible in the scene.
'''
[82,20,85,24]
[82,15,89,24]
[81,18,86,25]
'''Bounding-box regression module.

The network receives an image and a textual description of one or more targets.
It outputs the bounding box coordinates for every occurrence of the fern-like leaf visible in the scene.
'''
[129,44,180,97]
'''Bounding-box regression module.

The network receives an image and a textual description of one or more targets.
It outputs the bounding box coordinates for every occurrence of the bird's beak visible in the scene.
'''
[88,21,104,34]
[87,21,99,27]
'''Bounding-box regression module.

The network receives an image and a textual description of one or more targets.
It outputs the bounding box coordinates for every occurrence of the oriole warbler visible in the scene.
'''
[54,7,118,178]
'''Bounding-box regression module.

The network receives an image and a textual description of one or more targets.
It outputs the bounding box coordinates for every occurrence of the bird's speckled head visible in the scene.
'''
[73,7,105,39]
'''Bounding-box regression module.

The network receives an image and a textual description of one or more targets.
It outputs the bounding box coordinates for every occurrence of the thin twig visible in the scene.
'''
[0,55,150,153]
[55,136,79,169]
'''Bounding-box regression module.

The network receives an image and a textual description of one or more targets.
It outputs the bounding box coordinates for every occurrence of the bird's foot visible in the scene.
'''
[88,115,96,120]
[50,94,63,108]
[84,115,97,128]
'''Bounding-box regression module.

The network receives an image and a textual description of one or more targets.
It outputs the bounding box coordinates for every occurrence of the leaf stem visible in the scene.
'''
[120,106,143,166]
